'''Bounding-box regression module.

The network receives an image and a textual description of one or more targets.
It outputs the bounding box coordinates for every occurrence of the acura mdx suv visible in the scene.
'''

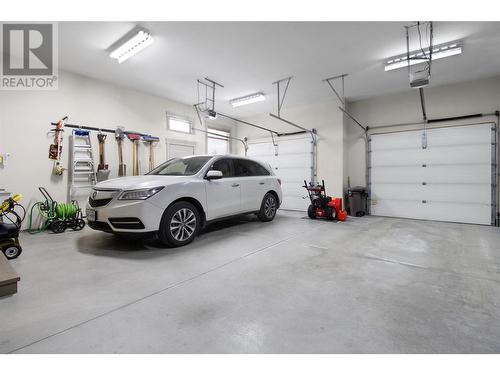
[86,155,282,247]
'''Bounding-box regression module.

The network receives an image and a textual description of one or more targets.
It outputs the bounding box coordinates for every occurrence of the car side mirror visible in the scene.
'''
[206,170,223,180]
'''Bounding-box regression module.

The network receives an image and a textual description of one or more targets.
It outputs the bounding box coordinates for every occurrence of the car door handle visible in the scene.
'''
[231,183,240,187]
[259,182,265,185]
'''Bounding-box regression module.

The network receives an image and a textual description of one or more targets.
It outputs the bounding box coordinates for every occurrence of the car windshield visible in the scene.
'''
[147,156,212,176]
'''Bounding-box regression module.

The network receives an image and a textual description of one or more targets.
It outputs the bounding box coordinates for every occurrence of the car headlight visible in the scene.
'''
[118,186,164,200]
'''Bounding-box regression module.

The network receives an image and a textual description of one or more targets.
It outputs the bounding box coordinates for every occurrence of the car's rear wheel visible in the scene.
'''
[257,193,278,222]
[159,201,200,247]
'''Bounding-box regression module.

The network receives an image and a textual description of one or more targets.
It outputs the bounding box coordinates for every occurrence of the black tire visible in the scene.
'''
[307,205,316,219]
[257,193,278,222]
[326,207,336,221]
[2,245,22,260]
[158,201,200,247]
[71,218,86,231]
[50,219,67,233]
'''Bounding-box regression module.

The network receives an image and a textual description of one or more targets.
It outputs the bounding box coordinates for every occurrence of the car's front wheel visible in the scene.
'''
[159,201,200,247]
[257,192,278,222]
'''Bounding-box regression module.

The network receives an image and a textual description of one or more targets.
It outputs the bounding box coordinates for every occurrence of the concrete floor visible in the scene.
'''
[1,211,500,353]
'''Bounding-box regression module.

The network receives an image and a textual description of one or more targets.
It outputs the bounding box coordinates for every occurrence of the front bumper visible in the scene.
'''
[86,198,164,234]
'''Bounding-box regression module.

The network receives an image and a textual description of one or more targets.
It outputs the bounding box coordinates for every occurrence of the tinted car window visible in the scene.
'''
[210,158,234,177]
[148,156,212,176]
[234,159,270,177]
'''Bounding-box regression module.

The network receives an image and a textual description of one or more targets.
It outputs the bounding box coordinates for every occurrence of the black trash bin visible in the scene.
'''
[347,186,367,217]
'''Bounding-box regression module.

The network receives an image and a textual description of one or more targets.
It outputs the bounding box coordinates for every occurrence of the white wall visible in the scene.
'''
[0,70,216,219]
[235,101,344,199]
[345,75,500,188]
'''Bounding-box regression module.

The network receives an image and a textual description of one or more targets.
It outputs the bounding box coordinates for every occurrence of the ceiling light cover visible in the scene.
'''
[230,92,266,107]
[384,41,463,71]
[110,30,154,64]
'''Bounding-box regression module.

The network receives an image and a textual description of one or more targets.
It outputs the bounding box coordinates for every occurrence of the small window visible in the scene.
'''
[168,115,192,134]
[210,158,234,178]
[234,159,270,177]
[207,128,229,155]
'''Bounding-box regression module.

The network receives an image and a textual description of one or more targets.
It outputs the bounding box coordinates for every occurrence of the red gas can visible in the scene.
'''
[328,197,343,212]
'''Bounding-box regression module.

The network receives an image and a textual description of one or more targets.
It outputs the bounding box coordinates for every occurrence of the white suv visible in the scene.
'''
[86,155,282,247]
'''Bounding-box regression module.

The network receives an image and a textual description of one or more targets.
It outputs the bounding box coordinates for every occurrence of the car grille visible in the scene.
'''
[88,197,112,207]
[88,189,119,207]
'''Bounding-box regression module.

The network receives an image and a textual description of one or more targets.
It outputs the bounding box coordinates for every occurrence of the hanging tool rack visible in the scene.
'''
[50,121,157,139]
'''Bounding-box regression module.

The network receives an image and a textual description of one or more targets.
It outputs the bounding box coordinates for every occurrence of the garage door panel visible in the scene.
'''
[371,145,490,167]
[371,149,425,166]
[273,154,311,168]
[427,125,492,146]
[281,183,308,197]
[424,165,491,184]
[247,143,274,155]
[372,164,491,184]
[372,183,490,203]
[423,184,491,203]
[277,138,312,154]
[422,145,490,164]
[372,199,490,225]
[282,196,309,211]
[371,132,421,150]
[370,124,493,225]
[371,166,424,183]
[276,168,311,183]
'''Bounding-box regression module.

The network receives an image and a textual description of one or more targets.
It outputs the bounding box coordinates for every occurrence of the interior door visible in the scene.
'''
[204,158,242,220]
[168,142,195,159]
[370,123,494,225]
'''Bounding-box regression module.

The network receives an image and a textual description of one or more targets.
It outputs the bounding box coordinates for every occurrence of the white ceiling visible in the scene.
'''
[59,22,500,117]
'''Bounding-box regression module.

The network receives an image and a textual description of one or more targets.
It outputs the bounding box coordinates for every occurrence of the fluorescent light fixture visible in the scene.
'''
[230,92,266,107]
[110,30,154,64]
[384,41,463,71]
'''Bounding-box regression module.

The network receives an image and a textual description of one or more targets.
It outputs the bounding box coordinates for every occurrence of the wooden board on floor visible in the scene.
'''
[0,254,20,296]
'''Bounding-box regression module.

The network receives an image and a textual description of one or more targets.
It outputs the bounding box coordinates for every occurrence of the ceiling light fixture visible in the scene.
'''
[230,92,266,107]
[384,41,463,72]
[110,30,154,64]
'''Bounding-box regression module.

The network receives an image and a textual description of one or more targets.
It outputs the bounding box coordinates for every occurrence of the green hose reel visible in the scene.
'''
[28,187,85,234]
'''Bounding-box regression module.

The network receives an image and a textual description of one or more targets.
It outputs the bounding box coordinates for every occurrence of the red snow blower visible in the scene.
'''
[303,180,347,221]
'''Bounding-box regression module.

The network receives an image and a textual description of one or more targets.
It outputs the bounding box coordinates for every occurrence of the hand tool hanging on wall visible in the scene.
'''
[142,135,160,172]
[48,116,67,176]
[127,133,141,176]
[96,132,111,182]
[115,127,126,177]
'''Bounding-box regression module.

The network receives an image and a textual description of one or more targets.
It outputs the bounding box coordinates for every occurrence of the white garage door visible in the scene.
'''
[370,123,494,225]
[247,134,314,211]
